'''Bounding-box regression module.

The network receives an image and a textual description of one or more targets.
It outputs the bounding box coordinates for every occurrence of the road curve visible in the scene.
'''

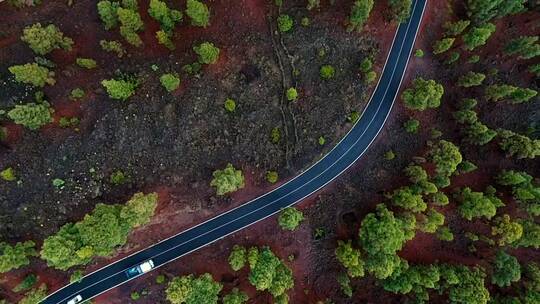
[42,1,427,303]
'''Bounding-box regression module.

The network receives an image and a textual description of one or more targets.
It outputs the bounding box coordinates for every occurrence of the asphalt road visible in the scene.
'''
[41,1,427,303]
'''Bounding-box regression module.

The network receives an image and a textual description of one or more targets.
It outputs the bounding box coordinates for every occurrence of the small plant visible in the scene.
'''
[160,73,180,92]
[69,270,83,283]
[193,42,220,64]
[277,14,293,32]
[270,127,281,143]
[318,136,326,145]
[403,118,420,133]
[58,117,79,128]
[301,17,310,27]
[156,274,166,284]
[432,38,455,54]
[69,88,85,101]
[13,274,38,292]
[182,62,202,75]
[348,111,360,123]
[359,58,372,73]
[266,171,278,184]
[110,170,128,185]
[8,101,54,130]
[9,63,55,87]
[415,49,424,57]
[52,178,65,189]
[100,40,125,57]
[21,23,73,55]
[384,150,396,160]
[286,87,298,101]
[131,291,141,301]
[346,0,374,32]
[320,65,335,80]
[468,55,480,63]
[101,76,139,101]
[278,207,304,231]
[364,71,377,84]
[97,0,120,30]
[186,0,210,27]
[76,58,97,69]
[1,167,16,181]
[224,98,236,112]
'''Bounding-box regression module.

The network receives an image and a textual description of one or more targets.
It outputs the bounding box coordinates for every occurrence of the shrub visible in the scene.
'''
[186,0,210,27]
[466,0,526,23]
[97,0,120,30]
[401,78,444,111]
[9,63,55,87]
[529,63,540,76]
[69,270,83,283]
[318,136,326,145]
[76,58,97,69]
[278,207,304,231]
[270,127,281,143]
[320,65,335,80]
[266,171,278,184]
[160,73,180,92]
[364,71,377,84]
[117,7,144,47]
[414,49,424,57]
[193,42,220,64]
[457,71,486,87]
[100,40,125,57]
[348,111,360,123]
[70,88,85,100]
[347,0,374,32]
[277,14,293,32]
[388,0,412,23]
[166,273,222,304]
[433,38,455,54]
[444,51,460,65]
[228,245,246,271]
[403,118,420,133]
[463,23,496,51]
[58,117,79,128]
[437,227,454,241]
[110,170,128,185]
[384,150,395,160]
[335,240,364,278]
[360,58,373,73]
[468,55,480,63]
[429,140,462,177]
[156,274,166,284]
[13,274,38,292]
[0,167,16,181]
[21,23,73,55]
[485,84,537,104]
[156,30,175,50]
[301,17,310,27]
[8,101,53,130]
[148,0,182,32]
[222,98,237,112]
[443,19,470,36]
[0,241,37,273]
[101,77,139,101]
[286,87,298,101]
[456,187,503,221]
[210,163,245,195]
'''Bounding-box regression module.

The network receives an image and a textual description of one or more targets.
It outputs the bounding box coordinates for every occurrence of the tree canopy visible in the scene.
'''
[462,23,496,51]
[277,207,304,231]
[456,187,503,220]
[466,0,526,23]
[210,163,245,195]
[186,0,210,27]
[9,63,55,87]
[492,251,521,287]
[21,23,73,55]
[247,247,294,299]
[347,0,374,32]
[228,245,246,272]
[166,273,222,304]
[0,241,37,273]
[401,78,444,111]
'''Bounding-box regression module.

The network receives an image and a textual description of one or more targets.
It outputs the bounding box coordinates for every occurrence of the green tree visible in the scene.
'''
[492,251,521,287]
[456,187,502,220]
[166,273,222,304]
[8,102,53,130]
[117,7,144,46]
[228,245,246,272]
[156,30,175,50]
[390,187,426,212]
[97,0,120,30]
[457,71,486,87]
[505,36,540,59]
[486,84,537,103]
[403,118,420,133]
[462,23,496,51]
[13,274,38,292]
[347,0,374,32]
[457,160,478,174]
[148,0,182,32]
[530,64,540,76]
[464,121,497,145]
[76,58,97,69]
[335,240,365,278]
[277,14,293,32]
[0,241,37,273]
[429,140,463,178]
[101,77,139,101]
[433,38,455,54]
[498,129,540,159]
[193,42,220,64]
[9,63,55,87]
[440,265,490,304]
[359,204,409,257]
[401,78,444,111]
[437,226,454,241]
[100,39,125,57]
[248,247,294,298]
[210,163,245,195]
[431,191,449,206]
[515,219,540,249]
[160,73,181,92]
[466,0,526,23]
[443,20,470,36]
[453,109,477,124]
[491,214,523,246]
[21,23,73,55]
[277,207,304,231]
[388,0,412,23]
[186,0,210,27]
[418,209,445,233]
[19,284,47,304]
[222,288,248,304]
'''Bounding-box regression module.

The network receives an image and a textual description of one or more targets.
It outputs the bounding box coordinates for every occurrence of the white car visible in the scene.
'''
[125,259,155,278]
[67,295,83,304]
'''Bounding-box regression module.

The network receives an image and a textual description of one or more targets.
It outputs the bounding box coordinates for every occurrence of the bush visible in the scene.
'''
[278,207,304,231]
[443,19,470,36]
[347,0,374,32]
[464,121,497,146]
[160,73,180,92]
[485,84,537,104]
[384,150,396,160]
[433,38,455,54]
[270,127,281,144]
[76,58,97,69]
[0,167,16,181]
[456,187,502,220]
[193,42,220,64]
[0,241,37,273]
[401,78,444,111]
[9,63,55,87]
[266,171,278,184]
[70,88,85,100]
[444,51,460,65]
[21,23,73,55]
[148,0,182,32]
[277,14,293,32]
[403,118,420,133]
[463,23,496,51]
[100,40,125,57]
[530,63,540,76]
[101,77,139,101]
[97,0,120,30]
[166,273,222,304]
[336,240,364,278]
[13,274,38,292]
[286,87,298,101]
[320,65,336,80]
[229,245,246,272]
[210,163,245,195]
[8,101,54,130]
[117,7,144,46]
[429,140,462,177]
[466,0,526,23]
[457,71,485,87]
[110,170,128,185]
[186,0,210,27]
[156,30,175,50]
[360,58,373,73]
[414,49,424,57]
[224,98,236,112]
[468,55,480,63]
[437,227,454,241]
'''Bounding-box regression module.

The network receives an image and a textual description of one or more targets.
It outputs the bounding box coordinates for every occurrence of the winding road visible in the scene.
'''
[41,0,427,303]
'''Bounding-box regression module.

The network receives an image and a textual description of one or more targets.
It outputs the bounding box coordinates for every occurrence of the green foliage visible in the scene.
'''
[156,274,166,284]
[403,118,420,133]
[359,204,408,257]
[0,167,16,181]
[318,136,326,145]
[433,38,455,54]
[40,192,158,270]
[148,0,182,32]
[384,150,396,160]
[13,274,38,292]
[286,88,298,101]
[418,209,445,233]
[319,65,335,80]
[497,170,540,216]
[160,73,181,92]
[347,0,374,32]
[76,58,97,69]
[431,191,449,206]
[9,63,55,87]
[19,284,47,304]
[463,23,496,51]
[117,7,144,46]
[437,226,454,241]
[8,0,42,8]
[443,20,470,36]
[301,17,310,27]
[492,251,521,287]
[8,101,53,130]
[497,129,540,159]
[388,0,412,23]
[156,30,175,50]
[110,170,128,185]
[335,240,365,278]
[429,140,462,178]
[224,98,236,112]
[485,84,537,104]
[491,214,523,246]
[270,127,281,144]
[229,245,246,272]
[337,273,353,297]
[193,42,220,64]
[514,219,540,249]
[440,265,489,304]
[210,163,245,196]
[277,14,293,32]
[415,49,424,57]
[186,0,210,27]
[382,263,440,299]
[247,247,294,298]
[278,207,304,231]
[466,0,526,23]
[468,55,480,63]
[464,121,497,145]
[166,273,222,304]
[390,187,426,212]
[69,270,83,283]
[58,117,79,128]
[101,76,139,101]
[266,171,278,184]
[530,64,540,76]
[131,291,140,300]
[456,187,502,220]
[222,288,248,304]
[401,78,444,111]
[100,40,125,57]
[505,36,540,59]
[97,0,120,30]
[445,51,461,65]
[348,111,360,123]
[457,160,477,174]
[457,71,486,87]
[306,0,320,10]
[453,109,478,124]
[364,70,377,84]
[21,23,73,55]
[0,241,37,273]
